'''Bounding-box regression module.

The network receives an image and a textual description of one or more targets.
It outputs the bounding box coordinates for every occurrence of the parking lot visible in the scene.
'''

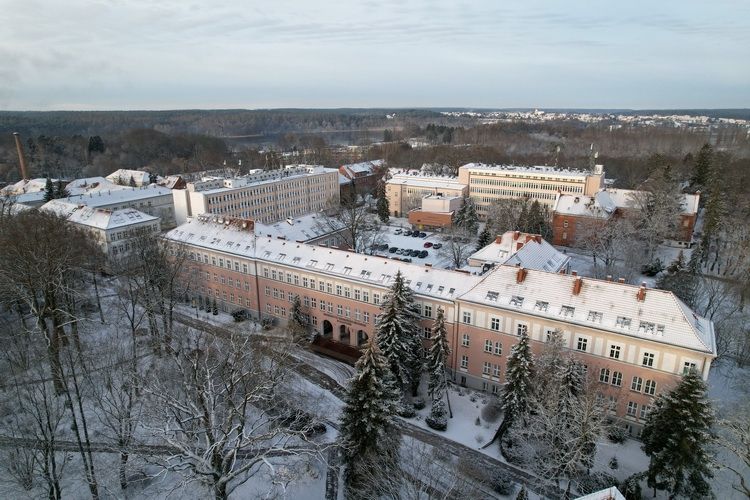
[369,225,453,268]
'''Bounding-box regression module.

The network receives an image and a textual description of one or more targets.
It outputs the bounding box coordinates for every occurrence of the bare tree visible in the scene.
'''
[439,227,475,269]
[717,404,750,498]
[319,193,384,253]
[142,331,327,500]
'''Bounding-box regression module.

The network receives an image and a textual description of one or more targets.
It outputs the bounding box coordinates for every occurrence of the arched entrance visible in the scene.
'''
[339,324,351,344]
[322,320,333,338]
[357,330,368,346]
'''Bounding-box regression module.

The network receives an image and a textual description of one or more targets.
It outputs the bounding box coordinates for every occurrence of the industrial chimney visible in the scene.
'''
[12,132,29,180]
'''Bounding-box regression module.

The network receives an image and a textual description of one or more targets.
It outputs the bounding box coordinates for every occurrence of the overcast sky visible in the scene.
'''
[1,0,748,110]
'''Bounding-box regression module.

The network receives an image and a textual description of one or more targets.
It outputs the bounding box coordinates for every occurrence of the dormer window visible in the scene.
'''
[587,311,603,323]
[560,306,575,318]
[534,301,548,312]
[510,296,524,307]
[486,291,499,302]
[616,316,631,329]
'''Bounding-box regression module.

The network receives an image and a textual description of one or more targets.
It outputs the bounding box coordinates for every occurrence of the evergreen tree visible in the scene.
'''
[426,307,450,400]
[691,143,713,190]
[462,198,479,235]
[87,135,105,155]
[375,271,422,396]
[129,175,137,187]
[43,177,55,203]
[476,225,492,251]
[339,337,401,497]
[641,370,715,499]
[376,183,390,223]
[288,295,308,343]
[491,333,534,446]
[526,200,552,241]
[212,298,218,315]
[517,201,530,232]
[515,485,528,500]
[657,251,699,308]
[149,172,158,185]
[54,179,70,199]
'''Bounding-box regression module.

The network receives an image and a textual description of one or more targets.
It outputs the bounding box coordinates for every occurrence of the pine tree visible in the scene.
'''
[490,333,534,447]
[376,183,389,223]
[690,143,713,190]
[462,199,479,235]
[515,485,528,500]
[149,172,158,185]
[476,225,492,251]
[129,175,136,187]
[426,307,450,400]
[43,177,55,203]
[339,337,401,497]
[375,271,422,395]
[54,179,69,199]
[288,295,308,343]
[641,370,715,499]
[212,298,218,315]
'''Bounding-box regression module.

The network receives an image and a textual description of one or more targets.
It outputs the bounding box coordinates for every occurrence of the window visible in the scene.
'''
[326,282,332,294]
[587,311,603,323]
[631,376,643,392]
[483,362,491,375]
[303,296,310,307]
[354,289,361,301]
[424,304,432,318]
[510,295,524,307]
[638,321,656,334]
[318,281,325,292]
[560,306,575,318]
[494,342,502,356]
[484,340,493,353]
[576,337,588,352]
[265,286,270,296]
[616,316,631,329]
[336,284,342,296]
[611,371,622,387]
[363,291,370,303]
[609,345,621,359]
[363,311,370,323]
[337,305,343,316]
[491,384,499,394]
[303,277,309,288]
[373,293,380,305]
[462,311,472,324]
[460,355,468,369]
[517,324,528,336]
[642,352,655,367]
[485,291,499,302]
[640,404,652,420]
[644,380,657,396]
[599,368,610,383]
[627,401,638,417]
[490,317,501,331]
[344,287,351,298]
[534,300,549,312]
[683,361,697,375]
[493,364,501,378]
[311,297,317,308]
[423,326,431,339]
[462,334,470,347]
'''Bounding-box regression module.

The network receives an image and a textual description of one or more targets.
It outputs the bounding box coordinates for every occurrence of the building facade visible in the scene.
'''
[70,184,176,229]
[173,165,339,225]
[386,172,468,217]
[458,163,605,216]
[165,217,716,433]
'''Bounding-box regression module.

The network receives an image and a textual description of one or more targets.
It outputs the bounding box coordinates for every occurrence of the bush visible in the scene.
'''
[620,473,645,500]
[641,259,664,277]
[481,397,502,423]
[412,398,426,410]
[577,472,618,495]
[607,425,628,443]
[426,400,447,430]
[609,456,619,470]
[398,405,416,418]
[231,309,250,322]
[474,416,481,426]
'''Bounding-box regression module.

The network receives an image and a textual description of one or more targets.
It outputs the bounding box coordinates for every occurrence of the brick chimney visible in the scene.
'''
[572,276,583,295]
[534,235,542,244]
[636,282,647,302]
[516,267,528,283]
[495,235,502,244]
[513,230,521,240]
[618,278,625,284]
[571,270,577,276]
[606,275,613,281]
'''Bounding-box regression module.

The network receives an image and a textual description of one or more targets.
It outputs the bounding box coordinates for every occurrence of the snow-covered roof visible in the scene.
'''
[387,171,466,190]
[460,163,594,179]
[341,159,383,176]
[65,177,125,196]
[199,165,337,195]
[1,178,58,195]
[338,174,352,185]
[42,199,159,230]
[165,218,481,301]
[66,185,173,207]
[461,265,715,354]
[469,231,570,273]
[554,189,699,217]
[250,212,345,242]
[106,169,161,186]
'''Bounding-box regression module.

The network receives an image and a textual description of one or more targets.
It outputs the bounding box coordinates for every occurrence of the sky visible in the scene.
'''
[0,0,748,110]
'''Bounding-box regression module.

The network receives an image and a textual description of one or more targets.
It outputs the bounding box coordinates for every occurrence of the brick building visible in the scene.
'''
[165,217,716,433]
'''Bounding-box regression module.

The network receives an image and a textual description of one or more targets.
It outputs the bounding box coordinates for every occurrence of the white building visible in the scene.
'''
[66,184,176,229]
[468,230,571,273]
[106,169,161,187]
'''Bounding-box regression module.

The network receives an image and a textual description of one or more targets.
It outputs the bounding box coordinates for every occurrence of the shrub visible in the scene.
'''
[474,416,481,426]
[641,259,664,277]
[620,473,645,500]
[231,309,250,322]
[398,404,416,418]
[481,397,502,422]
[607,425,627,443]
[609,456,619,470]
[412,398,426,410]
[425,400,447,431]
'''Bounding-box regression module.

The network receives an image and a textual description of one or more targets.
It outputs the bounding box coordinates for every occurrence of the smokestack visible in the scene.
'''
[12,133,29,180]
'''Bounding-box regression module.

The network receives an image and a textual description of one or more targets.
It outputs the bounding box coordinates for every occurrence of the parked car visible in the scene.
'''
[379,243,389,251]
[389,246,398,253]
[419,232,427,238]
[432,243,442,249]
[404,230,413,236]
[419,250,428,258]
[411,231,420,237]
[411,249,421,257]
[394,228,402,235]
[423,242,433,248]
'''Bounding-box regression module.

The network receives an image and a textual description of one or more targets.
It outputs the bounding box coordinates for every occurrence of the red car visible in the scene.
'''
[423,242,433,248]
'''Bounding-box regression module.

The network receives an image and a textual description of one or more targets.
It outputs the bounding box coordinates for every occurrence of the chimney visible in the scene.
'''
[606,275,613,281]
[495,235,502,244]
[513,230,520,240]
[618,278,625,284]
[12,132,29,180]
[571,270,577,276]
[636,282,647,302]
[516,242,524,251]
[572,276,583,295]
[516,267,528,283]
[534,235,542,244]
